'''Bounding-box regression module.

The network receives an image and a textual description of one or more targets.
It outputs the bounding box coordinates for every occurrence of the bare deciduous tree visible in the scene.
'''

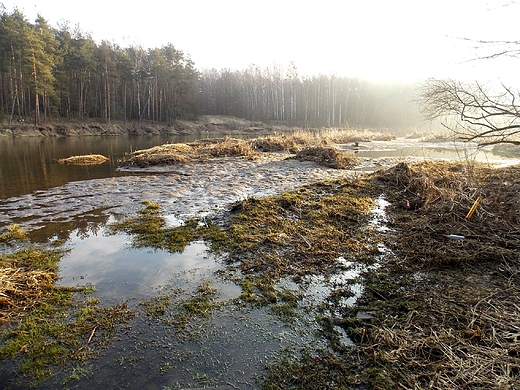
[419,1,520,146]
[418,78,520,146]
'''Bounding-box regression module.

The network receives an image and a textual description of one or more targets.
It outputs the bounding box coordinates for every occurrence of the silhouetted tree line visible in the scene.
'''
[0,8,418,129]
[200,64,418,128]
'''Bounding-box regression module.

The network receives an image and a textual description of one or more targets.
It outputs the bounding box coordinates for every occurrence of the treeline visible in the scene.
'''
[0,9,199,125]
[201,65,417,128]
[0,8,418,129]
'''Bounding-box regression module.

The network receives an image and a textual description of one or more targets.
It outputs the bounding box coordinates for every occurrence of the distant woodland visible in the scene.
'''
[0,9,419,129]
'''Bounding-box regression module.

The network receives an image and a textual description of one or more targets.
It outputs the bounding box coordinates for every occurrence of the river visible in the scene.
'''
[1,134,518,389]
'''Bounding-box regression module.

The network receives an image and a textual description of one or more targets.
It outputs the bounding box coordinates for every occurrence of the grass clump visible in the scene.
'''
[0,224,27,244]
[293,146,358,169]
[56,154,109,165]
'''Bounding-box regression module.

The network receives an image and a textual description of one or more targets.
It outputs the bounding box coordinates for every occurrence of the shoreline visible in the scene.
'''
[0,115,292,138]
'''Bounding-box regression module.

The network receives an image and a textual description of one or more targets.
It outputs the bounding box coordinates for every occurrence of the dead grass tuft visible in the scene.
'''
[56,154,109,165]
[0,247,61,323]
[205,137,255,158]
[293,147,358,169]
[377,161,520,265]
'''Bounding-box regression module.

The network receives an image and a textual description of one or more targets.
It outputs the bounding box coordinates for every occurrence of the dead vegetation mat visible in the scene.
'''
[259,161,520,389]
[347,161,520,389]
[119,135,357,169]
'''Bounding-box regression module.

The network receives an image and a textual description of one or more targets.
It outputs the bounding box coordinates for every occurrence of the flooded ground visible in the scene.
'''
[1,135,519,389]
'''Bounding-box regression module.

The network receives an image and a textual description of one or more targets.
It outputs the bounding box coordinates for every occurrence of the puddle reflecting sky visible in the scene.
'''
[58,228,240,302]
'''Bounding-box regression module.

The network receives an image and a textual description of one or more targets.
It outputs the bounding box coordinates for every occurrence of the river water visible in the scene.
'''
[1,134,518,389]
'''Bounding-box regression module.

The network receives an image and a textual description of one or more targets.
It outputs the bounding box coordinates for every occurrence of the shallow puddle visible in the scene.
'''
[58,228,239,302]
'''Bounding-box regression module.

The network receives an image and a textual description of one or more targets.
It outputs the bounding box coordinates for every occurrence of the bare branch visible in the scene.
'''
[417,79,520,146]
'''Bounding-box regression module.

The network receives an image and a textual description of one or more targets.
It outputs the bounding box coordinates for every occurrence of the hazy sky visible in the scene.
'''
[1,0,518,82]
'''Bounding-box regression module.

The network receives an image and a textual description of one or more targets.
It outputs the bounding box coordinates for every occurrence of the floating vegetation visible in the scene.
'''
[56,154,109,165]
[0,227,134,387]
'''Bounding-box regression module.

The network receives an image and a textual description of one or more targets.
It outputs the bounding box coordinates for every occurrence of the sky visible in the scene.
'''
[1,0,518,82]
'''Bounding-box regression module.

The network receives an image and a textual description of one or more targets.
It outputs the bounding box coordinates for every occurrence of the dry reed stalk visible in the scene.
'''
[0,266,57,322]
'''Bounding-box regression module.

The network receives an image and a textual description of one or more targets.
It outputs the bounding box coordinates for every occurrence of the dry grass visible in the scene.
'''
[120,133,361,169]
[0,247,61,323]
[57,154,109,165]
[360,273,520,389]
[0,267,56,322]
[348,161,520,389]
[378,161,520,265]
[293,147,358,169]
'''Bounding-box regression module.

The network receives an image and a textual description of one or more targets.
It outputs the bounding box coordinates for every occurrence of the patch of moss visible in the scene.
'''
[109,201,200,253]
[0,229,134,386]
[0,224,27,244]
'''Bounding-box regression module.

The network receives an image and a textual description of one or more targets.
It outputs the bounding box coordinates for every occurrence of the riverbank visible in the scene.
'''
[0,115,290,137]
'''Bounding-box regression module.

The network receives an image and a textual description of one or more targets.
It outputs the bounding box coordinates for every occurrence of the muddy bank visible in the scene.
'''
[0,115,291,137]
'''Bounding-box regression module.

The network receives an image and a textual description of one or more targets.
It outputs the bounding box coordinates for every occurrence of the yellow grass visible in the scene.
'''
[57,154,109,165]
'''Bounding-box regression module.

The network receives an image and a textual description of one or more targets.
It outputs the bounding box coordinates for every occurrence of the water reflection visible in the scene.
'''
[58,228,236,301]
[0,134,214,199]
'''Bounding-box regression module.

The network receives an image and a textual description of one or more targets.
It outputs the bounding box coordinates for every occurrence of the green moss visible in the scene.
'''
[180,281,219,317]
[0,236,134,386]
[140,294,173,316]
[109,201,201,253]
[0,224,27,244]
